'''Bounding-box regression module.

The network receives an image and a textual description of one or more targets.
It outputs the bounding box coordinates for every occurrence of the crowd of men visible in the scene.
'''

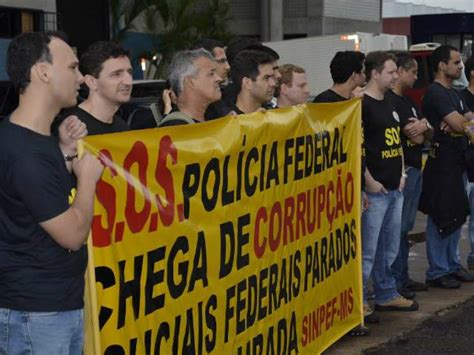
[1,29,474,352]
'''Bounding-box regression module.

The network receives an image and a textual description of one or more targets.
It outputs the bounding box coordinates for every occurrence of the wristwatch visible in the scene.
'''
[64,153,78,162]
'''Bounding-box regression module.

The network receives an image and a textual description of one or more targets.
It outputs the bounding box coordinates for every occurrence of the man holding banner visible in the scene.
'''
[159,48,223,127]
[229,50,277,114]
[0,32,103,354]
[57,41,132,135]
[275,64,310,107]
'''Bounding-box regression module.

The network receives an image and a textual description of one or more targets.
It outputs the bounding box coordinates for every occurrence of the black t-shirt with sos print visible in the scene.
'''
[362,94,403,190]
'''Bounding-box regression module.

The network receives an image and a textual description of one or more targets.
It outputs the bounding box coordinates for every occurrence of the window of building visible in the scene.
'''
[0,7,44,38]
[21,11,34,33]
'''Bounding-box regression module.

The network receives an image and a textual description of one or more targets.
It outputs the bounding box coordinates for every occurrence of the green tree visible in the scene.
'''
[195,0,234,44]
[110,0,148,40]
[111,0,234,79]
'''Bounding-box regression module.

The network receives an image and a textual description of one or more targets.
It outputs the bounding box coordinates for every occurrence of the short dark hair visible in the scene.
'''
[365,51,396,81]
[193,38,224,55]
[465,56,474,81]
[431,44,458,73]
[330,51,366,84]
[7,31,67,94]
[393,51,416,70]
[80,41,130,78]
[226,37,279,66]
[230,50,275,94]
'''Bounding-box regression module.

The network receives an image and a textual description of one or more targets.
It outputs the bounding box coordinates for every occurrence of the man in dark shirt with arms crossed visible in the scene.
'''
[387,51,432,298]
[420,45,474,289]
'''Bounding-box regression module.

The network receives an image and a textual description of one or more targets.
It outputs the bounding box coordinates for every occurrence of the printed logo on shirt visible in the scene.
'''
[385,127,401,146]
[382,126,402,159]
[392,111,400,122]
[411,107,418,118]
[381,146,403,159]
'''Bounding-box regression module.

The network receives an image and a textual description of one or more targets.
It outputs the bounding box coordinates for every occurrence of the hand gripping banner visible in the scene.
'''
[82,100,363,354]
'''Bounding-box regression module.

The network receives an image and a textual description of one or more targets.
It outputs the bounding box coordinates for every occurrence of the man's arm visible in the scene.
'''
[403,117,432,144]
[422,118,434,140]
[399,148,406,192]
[364,168,387,194]
[463,111,474,143]
[403,120,424,145]
[40,153,103,251]
[443,111,469,133]
[57,115,87,173]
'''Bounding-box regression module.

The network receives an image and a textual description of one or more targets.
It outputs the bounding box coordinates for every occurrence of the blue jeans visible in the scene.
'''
[425,216,462,280]
[362,189,403,303]
[0,308,83,355]
[467,182,474,267]
[392,167,422,286]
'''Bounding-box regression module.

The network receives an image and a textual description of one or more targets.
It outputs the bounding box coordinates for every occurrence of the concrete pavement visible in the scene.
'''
[324,213,474,354]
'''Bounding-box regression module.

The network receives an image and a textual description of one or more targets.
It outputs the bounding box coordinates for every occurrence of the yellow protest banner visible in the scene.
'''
[83,100,362,354]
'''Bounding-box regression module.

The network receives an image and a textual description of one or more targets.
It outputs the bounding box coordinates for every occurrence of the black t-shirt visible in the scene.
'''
[222,82,238,108]
[205,99,232,120]
[461,88,474,112]
[461,88,474,181]
[58,106,129,135]
[362,94,403,190]
[422,82,468,155]
[313,89,348,103]
[312,89,366,189]
[386,90,423,169]
[0,120,87,312]
[228,103,245,115]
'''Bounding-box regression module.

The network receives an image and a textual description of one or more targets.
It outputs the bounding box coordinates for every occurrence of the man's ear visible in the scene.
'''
[84,74,98,91]
[183,75,195,90]
[346,71,355,83]
[242,77,253,91]
[32,62,51,84]
[280,83,289,95]
[371,68,380,80]
[439,61,447,72]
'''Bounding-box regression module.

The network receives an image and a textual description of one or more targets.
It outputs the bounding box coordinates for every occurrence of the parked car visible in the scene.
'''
[406,42,468,110]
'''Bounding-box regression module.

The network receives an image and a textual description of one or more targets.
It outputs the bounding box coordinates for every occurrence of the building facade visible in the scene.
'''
[0,0,57,80]
[223,0,382,41]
